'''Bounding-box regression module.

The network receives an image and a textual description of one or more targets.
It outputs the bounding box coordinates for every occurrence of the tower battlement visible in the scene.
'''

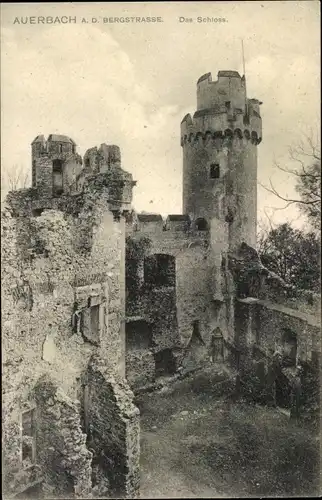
[197,70,246,111]
[126,213,211,238]
[180,113,262,147]
[31,134,78,158]
[181,70,262,146]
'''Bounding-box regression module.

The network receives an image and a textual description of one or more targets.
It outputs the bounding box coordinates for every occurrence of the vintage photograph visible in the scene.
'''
[1,1,321,499]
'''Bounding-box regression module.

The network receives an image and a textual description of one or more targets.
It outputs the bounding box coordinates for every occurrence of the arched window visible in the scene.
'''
[52,159,63,196]
[195,218,209,231]
[210,163,220,179]
[144,254,175,287]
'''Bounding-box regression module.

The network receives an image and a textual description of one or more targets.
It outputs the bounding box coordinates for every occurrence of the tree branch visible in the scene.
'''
[259,180,319,207]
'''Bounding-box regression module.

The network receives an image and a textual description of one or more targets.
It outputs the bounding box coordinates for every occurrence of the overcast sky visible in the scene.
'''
[1,1,320,228]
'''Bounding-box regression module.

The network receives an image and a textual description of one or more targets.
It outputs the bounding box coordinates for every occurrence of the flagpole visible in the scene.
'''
[241,39,248,117]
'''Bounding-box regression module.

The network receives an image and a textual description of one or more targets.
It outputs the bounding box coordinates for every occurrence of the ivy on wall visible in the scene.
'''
[125,236,152,312]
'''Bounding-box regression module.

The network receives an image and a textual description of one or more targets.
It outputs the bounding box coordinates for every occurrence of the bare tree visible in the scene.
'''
[259,132,321,231]
[257,209,275,254]
[1,164,30,200]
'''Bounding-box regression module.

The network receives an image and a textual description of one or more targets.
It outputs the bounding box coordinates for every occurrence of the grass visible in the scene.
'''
[138,367,320,498]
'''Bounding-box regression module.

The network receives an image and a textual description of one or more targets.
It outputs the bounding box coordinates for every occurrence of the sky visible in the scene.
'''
[1,1,320,229]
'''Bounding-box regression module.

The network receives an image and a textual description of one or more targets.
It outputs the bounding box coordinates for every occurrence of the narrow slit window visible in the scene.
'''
[210,163,220,179]
[91,305,100,339]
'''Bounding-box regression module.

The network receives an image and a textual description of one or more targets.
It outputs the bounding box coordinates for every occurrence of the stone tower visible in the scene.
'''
[181,70,262,249]
[31,134,82,197]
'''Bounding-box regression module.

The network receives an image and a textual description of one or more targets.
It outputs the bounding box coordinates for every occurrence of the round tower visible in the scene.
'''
[181,70,262,249]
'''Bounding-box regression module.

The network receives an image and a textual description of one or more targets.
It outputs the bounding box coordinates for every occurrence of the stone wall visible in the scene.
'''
[228,241,321,425]
[125,223,235,385]
[32,376,92,499]
[2,167,136,497]
[125,320,155,389]
[234,291,321,421]
[125,349,155,389]
[86,355,140,498]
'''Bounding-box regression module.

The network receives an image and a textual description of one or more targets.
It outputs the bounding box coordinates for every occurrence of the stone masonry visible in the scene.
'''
[2,136,140,499]
[2,69,321,499]
[124,70,320,430]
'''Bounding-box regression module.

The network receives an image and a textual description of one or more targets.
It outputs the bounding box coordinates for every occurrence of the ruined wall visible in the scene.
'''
[83,144,122,174]
[86,356,140,498]
[230,242,321,365]
[125,349,155,389]
[125,219,234,384]
[125,319,155,389]
[251,300,320,364]
[227,239,321,419]
[233,296,321,413]
[2,170,132,497]
[32,377,92,499]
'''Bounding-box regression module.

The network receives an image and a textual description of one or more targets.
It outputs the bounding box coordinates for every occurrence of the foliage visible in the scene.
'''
[300,361,320,432]
[125,236,152,305]
[258,222,320,292]
[295,160,321,230]
[126,236,152,261]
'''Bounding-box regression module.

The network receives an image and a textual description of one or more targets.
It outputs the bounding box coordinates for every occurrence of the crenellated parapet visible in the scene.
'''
[181,70,262,147]
[126,213,211,246]
[180,109,262,147]
[31,134,78,158]
[197,71,247,111]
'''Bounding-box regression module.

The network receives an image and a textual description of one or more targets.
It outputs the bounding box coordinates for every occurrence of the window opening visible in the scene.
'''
[210,163,220,179]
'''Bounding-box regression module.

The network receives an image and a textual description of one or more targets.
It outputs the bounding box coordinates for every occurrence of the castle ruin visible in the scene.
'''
[2,70,320,499]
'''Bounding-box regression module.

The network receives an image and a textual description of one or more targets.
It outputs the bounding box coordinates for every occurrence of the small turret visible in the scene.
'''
[31,134,82,196]
[83,144,121,174]
[197,71,247,113]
